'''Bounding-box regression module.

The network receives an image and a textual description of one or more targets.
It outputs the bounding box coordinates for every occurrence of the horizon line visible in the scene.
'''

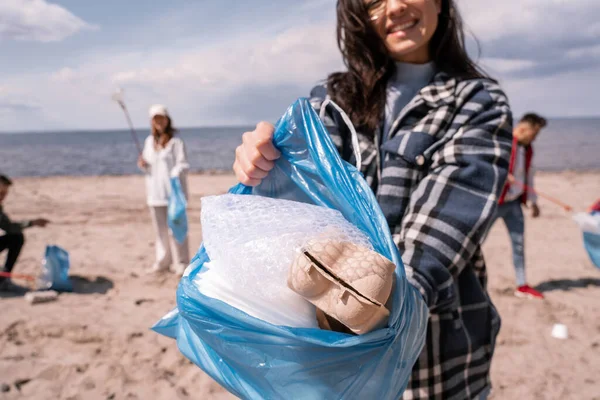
[2,115,600,135]
[0,124,257,135]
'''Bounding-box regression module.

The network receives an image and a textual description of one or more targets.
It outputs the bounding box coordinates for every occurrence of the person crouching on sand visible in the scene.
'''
[0,174,49,292]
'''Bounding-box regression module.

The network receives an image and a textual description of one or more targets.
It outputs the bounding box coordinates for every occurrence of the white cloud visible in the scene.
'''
[480,58,536,74]
[0,0,599,131]
[458,0,600,80]
[51,67,79,83]
[460,0,600,56]
[111,24,340,89]
[298,0,337,12]
[0,0,97,42]
[0,22,342,130]
[460,0,599,41]
[105,23,342,124]
[566,44,600,59]
[0,86,43,132]
[501,67,600,118]
[0,98,40,114]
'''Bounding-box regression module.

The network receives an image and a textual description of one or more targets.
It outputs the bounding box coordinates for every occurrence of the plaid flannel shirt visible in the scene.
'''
[310,72,513,400]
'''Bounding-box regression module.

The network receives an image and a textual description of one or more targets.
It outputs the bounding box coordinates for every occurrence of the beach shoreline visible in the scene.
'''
[0,171,599,399]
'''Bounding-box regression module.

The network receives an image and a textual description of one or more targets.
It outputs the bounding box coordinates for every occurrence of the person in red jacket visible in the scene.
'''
[494,113,547,299]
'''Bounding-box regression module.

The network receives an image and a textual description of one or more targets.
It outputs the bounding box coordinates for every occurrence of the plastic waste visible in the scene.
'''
[25,290,59,305]
[195,259,318,328]
[168,176,188,244]
[153,98,428,400]
[197,193,373,328]
[573,212,600,268]
[551,323,568,340]
[39,245,72,292]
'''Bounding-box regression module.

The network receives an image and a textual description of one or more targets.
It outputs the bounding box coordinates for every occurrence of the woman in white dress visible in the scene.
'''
[138,104,190,275]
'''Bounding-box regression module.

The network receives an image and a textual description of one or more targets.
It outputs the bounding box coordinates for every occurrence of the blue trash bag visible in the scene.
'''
[583,211,600,268]
[168,176,188,244]
[41,245,73,292]
[583,231,600,268]
[574,211,600,269]
[153,98,428,400]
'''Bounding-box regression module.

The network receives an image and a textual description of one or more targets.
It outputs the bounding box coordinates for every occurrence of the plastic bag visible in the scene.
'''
[573,212,600,234]
[40,245,72,292]
[584,231,600,268]
[195,259,318,328]
[197,194,374,328]
[168,176,188,244]
[153,98,428,400]
[574,212,600,268]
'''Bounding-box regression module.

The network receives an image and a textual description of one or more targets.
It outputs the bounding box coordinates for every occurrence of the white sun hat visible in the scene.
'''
[149,104,169,118]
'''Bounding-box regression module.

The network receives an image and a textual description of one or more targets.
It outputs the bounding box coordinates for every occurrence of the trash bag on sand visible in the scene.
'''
[40,245,72,292]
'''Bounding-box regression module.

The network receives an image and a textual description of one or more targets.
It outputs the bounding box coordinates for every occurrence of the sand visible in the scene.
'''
[0,172,599,400]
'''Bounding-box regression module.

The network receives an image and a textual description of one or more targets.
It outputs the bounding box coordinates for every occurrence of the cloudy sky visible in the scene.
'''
[1,0,599,132]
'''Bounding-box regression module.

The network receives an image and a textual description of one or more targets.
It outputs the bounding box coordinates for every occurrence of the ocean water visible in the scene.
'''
[0,127,249,177]
[0,119,599,178]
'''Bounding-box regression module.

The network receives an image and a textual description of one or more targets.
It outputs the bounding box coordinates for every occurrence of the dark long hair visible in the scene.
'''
[327,0,490,137]
[152,116,177,144]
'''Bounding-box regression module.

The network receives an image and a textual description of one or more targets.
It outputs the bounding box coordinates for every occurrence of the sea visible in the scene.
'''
[1,118,599,177]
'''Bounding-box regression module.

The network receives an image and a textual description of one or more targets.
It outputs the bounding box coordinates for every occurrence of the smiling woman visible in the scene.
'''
[234,0,513,399]
[327,0,488,136]
[367,0,440,63]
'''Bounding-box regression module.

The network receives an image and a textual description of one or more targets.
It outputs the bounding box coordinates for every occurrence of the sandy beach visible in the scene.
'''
[1,172,599,400]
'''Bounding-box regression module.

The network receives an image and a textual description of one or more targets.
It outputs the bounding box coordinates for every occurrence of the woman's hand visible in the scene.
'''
[137,155,149,170]
[233,122,280,186]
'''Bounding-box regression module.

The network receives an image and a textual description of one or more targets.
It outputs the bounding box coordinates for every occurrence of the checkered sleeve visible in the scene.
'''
[400,85,513,311]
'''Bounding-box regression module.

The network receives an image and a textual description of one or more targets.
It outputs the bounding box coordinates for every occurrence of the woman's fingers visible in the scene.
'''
[234,122,279,186]
[233,156,262,187]
[247,147,276,172]
[254,121,280,161]
[236,145,270,180]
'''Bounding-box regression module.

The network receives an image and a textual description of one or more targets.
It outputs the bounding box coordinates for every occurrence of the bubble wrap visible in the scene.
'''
[196,260,319,328]
[197,194,372,326]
